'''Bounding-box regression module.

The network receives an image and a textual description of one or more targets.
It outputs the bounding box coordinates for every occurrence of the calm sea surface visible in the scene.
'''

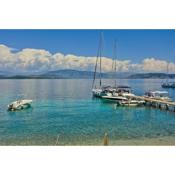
[0,79,175,145]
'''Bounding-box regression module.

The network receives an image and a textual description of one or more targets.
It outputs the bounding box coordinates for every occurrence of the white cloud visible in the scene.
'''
[142,58,175,73]
[0,44,175,73]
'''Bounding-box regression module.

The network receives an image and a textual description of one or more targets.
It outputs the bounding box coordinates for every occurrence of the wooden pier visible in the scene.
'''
[134,96,175,112]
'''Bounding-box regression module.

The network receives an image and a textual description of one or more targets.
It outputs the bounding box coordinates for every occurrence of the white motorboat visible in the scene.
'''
[116,99,145,107]
[102,94,145,106]
[144,91,171,101]
[7,99,33,111]
[116,86,135,97]
[101,95,128,101]
[101,86,136,101]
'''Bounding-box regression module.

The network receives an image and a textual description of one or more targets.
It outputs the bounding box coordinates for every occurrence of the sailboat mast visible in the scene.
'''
[99,32,103,87]
[92,36,101,89]
[92,32,103,89]
[166,62,169,84]
[113,39,117,88]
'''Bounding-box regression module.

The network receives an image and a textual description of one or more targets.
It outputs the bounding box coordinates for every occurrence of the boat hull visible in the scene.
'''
[116,100,145,107]
[162,84,175,88]
[8,100,33,111]
[101,96,127,101]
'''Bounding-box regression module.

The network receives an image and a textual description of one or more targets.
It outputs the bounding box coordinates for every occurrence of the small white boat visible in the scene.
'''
[7,99,33,111]
[101,86,136,101]
[144,91,171,101]
[117,99,145,107]
[102,95,145,106]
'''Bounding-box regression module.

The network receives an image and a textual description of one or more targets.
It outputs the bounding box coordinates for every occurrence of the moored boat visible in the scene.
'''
[101,95,128,101]
[92,86,117,98]
[92,32,104,97]
[92,33,118,98]
[144,91,171,101]
[101,86,135,100]
[116,99,145,107]
[162,82,175,88]
[7,99,33,111]
[116,86,135,97]
[161,63,175,88]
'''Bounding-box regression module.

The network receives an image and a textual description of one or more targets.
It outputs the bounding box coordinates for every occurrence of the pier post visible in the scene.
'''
[165,104,169,111]
[153,102,157,108]
[55,134,60,146]
[103,132,109,146]
[158,104,162,109]
[154,103,156,108]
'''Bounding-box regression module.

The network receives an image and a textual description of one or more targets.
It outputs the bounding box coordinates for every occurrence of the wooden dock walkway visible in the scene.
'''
[135,96,175,106]
[134,96,175,111]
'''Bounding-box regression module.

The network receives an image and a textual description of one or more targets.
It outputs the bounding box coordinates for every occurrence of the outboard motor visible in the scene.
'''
[7,104,14,111]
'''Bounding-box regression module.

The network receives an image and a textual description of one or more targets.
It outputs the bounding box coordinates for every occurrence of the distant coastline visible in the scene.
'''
[0,69,175,79]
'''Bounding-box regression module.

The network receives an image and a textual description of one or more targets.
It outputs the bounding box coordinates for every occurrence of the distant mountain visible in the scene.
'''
[41,69,134,79]
[0,69,131,79]
[128,73,175,79]
[0,75,49,79]
[0,69,98,79]
[0,69,174,79]
[42,69,100,78]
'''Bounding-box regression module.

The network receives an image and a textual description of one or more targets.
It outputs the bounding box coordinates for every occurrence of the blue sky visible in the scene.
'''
[0,30,175,73]
[0,29,175,63]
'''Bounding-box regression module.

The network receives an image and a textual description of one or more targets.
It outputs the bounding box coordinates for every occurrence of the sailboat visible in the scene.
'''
[101,40,145,106]
[92,32,103,97]
[101,39,127,100]
[162,63,175,88]
[92,32,112,97]
[92,34,121,98]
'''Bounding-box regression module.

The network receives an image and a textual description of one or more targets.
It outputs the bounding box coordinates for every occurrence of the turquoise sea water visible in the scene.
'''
[0,79,175,145]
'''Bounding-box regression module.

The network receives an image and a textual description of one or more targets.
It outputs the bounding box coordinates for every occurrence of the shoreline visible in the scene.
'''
[0,136,175,146]
[109,136,175,146]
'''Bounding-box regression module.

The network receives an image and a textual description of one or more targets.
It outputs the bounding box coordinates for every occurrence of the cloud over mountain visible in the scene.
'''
[0,44,175,73]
